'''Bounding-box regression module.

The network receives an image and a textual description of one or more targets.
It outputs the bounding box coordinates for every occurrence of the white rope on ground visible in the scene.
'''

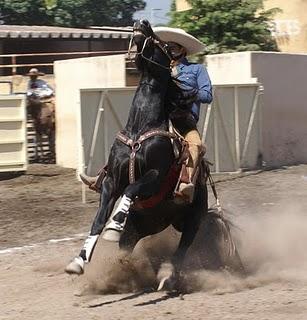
[0,232,87,255]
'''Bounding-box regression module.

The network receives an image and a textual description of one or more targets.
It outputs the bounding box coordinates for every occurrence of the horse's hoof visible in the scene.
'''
[157,275,177,291]
[157,276,169,291]
[157,262,176,291]
[102,229,121,242]
[65,256,85,275]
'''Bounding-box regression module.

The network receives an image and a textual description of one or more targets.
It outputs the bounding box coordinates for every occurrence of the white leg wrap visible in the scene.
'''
[65,256,85,275]
[82,234,99,262]
[105,195,132,232]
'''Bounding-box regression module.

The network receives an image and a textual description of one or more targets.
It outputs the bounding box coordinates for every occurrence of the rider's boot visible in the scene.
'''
[79,166,107,193]
[178,167,196,203]
[102,195,132,242]
[64,234,99,275]
[178,130,203,203]
[79,173,100,192]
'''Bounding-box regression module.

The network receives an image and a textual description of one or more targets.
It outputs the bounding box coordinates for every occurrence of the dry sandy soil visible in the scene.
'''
[1,164,307,320]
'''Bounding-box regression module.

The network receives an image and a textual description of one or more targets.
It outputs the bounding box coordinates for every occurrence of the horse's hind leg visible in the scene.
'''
[157,206,202,291]
[198,211,245,274]
[65,177,118,275]
[158,184,207,291]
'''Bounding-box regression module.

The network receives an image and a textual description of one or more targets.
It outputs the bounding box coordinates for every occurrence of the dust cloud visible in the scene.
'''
[80,228,180,295]
[78,202,307,295]
[191,202,307,294]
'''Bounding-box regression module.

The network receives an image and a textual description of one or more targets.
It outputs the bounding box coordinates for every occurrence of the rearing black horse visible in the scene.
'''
[65,20,243,289]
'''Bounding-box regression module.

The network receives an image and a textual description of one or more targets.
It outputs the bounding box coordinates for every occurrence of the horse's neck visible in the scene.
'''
[125,73,169,135]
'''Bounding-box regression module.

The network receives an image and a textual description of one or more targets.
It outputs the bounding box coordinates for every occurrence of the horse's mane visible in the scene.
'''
[165,78,196,114]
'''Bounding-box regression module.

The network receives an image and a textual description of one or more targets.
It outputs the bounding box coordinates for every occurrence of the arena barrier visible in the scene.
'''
[78,83,263,177]
[0,94,27,172]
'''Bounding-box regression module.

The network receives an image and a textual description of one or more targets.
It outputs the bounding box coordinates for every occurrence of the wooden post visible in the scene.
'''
[11,55,17,75]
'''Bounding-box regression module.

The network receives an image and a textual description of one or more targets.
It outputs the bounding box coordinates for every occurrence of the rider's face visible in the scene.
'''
[167,42,186,60]
[30,75,38,81]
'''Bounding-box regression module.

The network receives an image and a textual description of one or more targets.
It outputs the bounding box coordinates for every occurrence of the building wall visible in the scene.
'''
[206,52,258,84]
[175,0,307,53]
[175,0,192,11]
[54,54,126,169]
[206,51,307,167]
[251,52,307,166]
[264,0,307,53]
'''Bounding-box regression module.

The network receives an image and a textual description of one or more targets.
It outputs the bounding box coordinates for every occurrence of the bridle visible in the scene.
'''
[127,30,173,71]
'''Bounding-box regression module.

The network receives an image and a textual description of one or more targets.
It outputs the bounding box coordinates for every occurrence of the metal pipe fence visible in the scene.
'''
[0,50,130,75]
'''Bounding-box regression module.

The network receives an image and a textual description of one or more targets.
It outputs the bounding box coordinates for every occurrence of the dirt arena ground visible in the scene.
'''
[1,164,307,320]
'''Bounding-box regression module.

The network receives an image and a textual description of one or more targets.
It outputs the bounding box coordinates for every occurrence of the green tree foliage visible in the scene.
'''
[0,0,145,27]
[169,0,279,54]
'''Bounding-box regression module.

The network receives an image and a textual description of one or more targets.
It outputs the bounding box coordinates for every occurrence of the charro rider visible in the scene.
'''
[26,67,55,112]
[155,26,212,201]
[26,68,54,96]
[65,25,213,276]
[81,27,212,203]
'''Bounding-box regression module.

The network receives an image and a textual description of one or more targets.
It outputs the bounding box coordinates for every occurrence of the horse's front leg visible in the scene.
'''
[33,131,41,161]
[47,127,56,162]
[102,169,163,242]
[65,177,118,275]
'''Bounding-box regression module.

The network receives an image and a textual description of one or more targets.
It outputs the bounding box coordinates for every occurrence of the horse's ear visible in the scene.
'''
[141,19,154,37]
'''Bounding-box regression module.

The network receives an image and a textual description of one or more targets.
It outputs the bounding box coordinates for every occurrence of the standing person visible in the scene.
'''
[80,27,213,203]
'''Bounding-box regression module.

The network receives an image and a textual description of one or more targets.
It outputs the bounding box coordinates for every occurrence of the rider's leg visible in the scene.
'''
[170,111,205,202]
[65,177,118,274]
[179,129,203,202]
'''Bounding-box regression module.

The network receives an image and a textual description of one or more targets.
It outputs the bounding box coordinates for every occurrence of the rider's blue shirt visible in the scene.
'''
[173,58,213,122]
[27,79,53,90]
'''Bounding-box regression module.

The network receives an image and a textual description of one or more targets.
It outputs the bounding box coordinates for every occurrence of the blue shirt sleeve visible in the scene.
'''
[196,65,213,104]
[37,79,53,90]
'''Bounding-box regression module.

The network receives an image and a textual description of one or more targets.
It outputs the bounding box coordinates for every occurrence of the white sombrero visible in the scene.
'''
[26,68,45,76]
[153,26,205,55]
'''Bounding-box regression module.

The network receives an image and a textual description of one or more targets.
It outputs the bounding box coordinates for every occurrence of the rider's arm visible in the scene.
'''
[39,79,53,90]
[196,65,213,104]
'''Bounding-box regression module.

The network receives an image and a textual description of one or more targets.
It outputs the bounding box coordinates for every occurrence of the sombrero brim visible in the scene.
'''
[26,72,45,76]
[153,27,205,55]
